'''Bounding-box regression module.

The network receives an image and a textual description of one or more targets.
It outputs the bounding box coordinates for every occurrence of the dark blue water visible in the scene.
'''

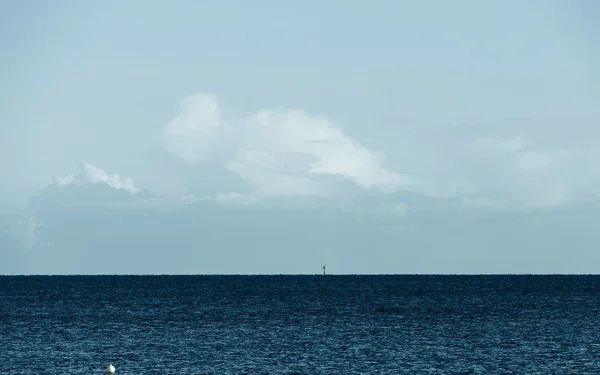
[0,275,599,374]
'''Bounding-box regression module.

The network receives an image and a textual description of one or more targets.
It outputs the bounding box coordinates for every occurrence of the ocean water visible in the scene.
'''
[0,275,599,374]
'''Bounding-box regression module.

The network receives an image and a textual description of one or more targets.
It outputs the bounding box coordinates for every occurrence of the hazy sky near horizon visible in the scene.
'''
[2,1,600,274]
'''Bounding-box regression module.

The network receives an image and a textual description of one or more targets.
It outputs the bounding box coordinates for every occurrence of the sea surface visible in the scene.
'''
[0,275,599,374]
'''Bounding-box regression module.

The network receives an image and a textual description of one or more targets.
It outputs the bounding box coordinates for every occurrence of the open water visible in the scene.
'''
[0,275,599,374]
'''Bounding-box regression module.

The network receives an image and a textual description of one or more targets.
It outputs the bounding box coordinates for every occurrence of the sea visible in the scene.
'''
[0,275,599,374]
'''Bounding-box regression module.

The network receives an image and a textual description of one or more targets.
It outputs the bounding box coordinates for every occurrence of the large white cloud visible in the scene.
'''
[160,94,420,198]
[159,93,600,212]
[235,109,419,194]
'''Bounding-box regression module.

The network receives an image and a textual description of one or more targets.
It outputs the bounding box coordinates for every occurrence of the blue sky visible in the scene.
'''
[1,1,600,274]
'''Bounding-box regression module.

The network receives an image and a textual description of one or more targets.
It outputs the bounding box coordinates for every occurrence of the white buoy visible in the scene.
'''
[106,364,115,374]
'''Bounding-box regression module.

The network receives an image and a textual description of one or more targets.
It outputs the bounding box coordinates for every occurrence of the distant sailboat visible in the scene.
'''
[322,264,327,276]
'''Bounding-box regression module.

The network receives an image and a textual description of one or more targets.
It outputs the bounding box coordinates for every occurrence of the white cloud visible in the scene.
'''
[225,161,326,197]
[157,93,600,213]
[160,93,419,198]
[470,136,600,208]
[55,174,76,187]
[238,109,420,194]
[55,163,140,194]
[161,94,223,165]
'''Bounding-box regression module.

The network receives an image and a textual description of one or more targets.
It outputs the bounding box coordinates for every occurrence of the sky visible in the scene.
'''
[1,0,600,274]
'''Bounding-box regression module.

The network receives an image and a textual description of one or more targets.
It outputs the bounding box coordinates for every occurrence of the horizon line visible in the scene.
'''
[1,273,599,277]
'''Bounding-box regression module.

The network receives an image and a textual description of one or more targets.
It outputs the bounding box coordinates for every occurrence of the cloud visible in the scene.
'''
[237,109,405,191]
[161,94,223,165]
[56,163,140,194]
[160,93,420,199]
[157,93,600,213]
[32,164,156,212]
[469,135,600,208]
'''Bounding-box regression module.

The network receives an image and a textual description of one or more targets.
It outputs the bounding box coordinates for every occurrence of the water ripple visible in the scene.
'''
[0,275,599,374]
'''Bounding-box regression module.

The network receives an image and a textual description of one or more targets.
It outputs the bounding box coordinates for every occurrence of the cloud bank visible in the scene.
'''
[157,93,600,213]
[160,94,418,200]
[25,95,598,217]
